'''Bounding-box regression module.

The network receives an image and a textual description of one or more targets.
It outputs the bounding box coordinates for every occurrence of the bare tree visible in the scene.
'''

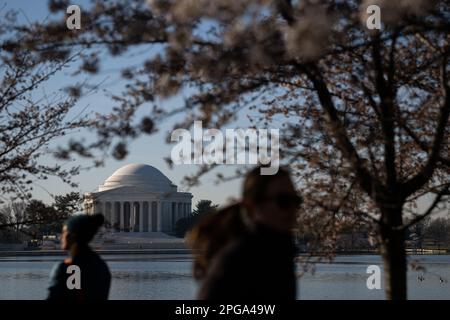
[0,8,94,200]
[0,202,27,241]
[424,217,450,249]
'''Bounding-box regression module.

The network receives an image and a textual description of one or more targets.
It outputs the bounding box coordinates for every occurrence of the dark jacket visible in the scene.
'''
[47,246,111,301]
[198,224,297,300]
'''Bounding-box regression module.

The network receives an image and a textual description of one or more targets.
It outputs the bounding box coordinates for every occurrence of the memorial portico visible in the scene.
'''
[83,164,192,234]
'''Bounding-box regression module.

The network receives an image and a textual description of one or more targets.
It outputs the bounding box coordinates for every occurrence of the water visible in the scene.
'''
[0,254,449,299]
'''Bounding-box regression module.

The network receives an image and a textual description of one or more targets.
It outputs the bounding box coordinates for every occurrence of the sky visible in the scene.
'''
[0,0,443,217]
[0,0,245,207]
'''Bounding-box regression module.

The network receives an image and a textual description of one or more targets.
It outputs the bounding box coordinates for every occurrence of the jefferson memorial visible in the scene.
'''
[83,163,192,234]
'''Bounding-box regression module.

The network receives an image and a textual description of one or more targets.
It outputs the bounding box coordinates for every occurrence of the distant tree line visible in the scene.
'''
[0,192,82,243]
[407,217,450,250]
[297,215,450,252]
[175,200,218,238]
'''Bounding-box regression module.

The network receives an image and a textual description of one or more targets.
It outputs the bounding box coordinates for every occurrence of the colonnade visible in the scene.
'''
[94,200,191,232]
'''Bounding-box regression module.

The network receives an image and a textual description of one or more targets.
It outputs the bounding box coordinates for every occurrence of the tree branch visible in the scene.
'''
[372,36,397,188]
[398,115,450,168]
[401,56,450,197]
[275,0,295,26]
[302,63,383,198]
[400,183,450,231]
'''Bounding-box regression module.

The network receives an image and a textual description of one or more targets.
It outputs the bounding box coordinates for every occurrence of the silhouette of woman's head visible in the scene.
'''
[61,213,104,250]
[187,165,301,280]
[241,166,301,233]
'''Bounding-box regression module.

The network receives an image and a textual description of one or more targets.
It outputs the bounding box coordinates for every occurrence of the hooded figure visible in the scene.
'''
[47,213,111,301]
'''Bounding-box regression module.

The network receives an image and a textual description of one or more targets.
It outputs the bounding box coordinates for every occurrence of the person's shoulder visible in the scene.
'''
[49,260,68,280]
[82,247,102,262]
[55,260,69,270]
[88,249,111,276]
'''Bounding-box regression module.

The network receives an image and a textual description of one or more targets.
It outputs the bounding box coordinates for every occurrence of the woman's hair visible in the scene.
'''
[186,203,246,280]
[187,165,293,280]
[242,165,292,203]
[65,213,104,245]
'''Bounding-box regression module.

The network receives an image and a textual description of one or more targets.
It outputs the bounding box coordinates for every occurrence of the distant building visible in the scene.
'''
[84,164,192,234]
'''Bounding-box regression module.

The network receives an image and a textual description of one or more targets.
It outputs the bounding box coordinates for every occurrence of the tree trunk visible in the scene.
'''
[380,217,407,300]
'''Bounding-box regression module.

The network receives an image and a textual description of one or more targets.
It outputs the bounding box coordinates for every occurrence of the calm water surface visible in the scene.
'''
[0,254,449,299]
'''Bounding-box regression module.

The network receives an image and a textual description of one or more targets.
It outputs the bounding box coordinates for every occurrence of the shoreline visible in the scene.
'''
[0,248,194,257]
[0,249,448,257]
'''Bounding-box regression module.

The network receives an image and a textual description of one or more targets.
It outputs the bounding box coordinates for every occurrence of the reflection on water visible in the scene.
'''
[0,254,449,300]
[0,271,49,280]
[112,270,191,281]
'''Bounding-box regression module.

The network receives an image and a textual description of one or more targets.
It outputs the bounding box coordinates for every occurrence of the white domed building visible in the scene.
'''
[83,164,192,234]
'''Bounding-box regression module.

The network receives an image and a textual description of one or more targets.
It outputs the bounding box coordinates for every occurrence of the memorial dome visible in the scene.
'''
[99,163,175,192]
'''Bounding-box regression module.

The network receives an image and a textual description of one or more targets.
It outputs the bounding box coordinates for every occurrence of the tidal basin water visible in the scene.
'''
[0,254,449,299]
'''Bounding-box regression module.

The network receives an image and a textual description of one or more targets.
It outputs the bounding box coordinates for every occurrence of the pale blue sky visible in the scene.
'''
[0,0,440,217]
[1,0,247,207]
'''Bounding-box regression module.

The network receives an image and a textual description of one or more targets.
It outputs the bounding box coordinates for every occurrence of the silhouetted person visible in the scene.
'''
[188,166,301,300]
[47,213,111,301]
[187,203,247,281]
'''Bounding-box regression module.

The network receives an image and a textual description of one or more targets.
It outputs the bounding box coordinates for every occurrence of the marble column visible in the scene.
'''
[94,201,101,215]
[139,201,144,232]
[101,202,106,220]
[148,201,153,232]
[109,202,114,228]
[157,201,162,232]
[130,201,138,232]
[120,201,124,232]
[173,202,177,227]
